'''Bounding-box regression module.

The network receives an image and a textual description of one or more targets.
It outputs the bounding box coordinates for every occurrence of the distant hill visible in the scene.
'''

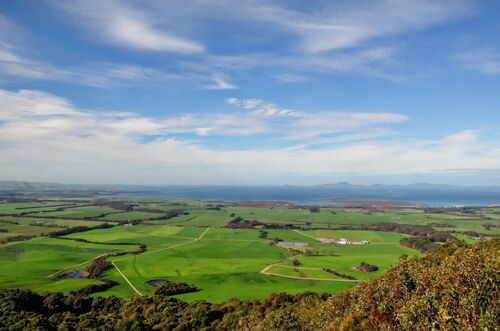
[0,180,68,191]
[0,180,151,193]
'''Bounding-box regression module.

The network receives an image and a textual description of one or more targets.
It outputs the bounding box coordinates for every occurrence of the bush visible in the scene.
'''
[400,237,439,253]
[86,257,110,279]
[356,262,378,272]
[154,280,199,296]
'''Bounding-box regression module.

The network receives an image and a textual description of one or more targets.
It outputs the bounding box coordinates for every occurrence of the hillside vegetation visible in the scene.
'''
[0,239,497,330]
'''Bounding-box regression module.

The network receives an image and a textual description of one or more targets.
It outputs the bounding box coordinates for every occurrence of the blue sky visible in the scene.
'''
[0,0,499,185]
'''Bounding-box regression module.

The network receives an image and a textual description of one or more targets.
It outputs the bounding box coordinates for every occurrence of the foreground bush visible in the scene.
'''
[154,280,199,296]
[0,239,498,330]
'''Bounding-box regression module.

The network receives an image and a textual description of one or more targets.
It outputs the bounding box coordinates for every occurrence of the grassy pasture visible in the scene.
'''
[98,211,165,221]
[0,216,106,227]
[266,265,340,280]
[0,224,65,241]
[0,237,137,293]
[0,202,82,214]
[109,238,296,301]
[284,243,422,281]
[0,199,497,303]
[65,224,204,246]
[98,227,416,302]
[0,216,108,242]
[39,206,121,219]
[152,209,232,227]
[306,230,406,243]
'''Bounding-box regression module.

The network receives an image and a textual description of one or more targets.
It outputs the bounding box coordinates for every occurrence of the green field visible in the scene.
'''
[0,237,138,293]
[39,206,121,219]
[98,211,166,221]
[0,199,498,302]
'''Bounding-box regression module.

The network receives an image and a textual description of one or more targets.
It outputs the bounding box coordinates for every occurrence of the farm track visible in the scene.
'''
[112,227,210,294]
[271,264,324,271]
[47,251,126,278]
[259,253,361,283]
[293,229,320,241]
[197,227,210,240]
[45,228,212,296]
[204,238,262,242]
[112,261,144,296]
[262,272,361,282]
[259,254,301,274]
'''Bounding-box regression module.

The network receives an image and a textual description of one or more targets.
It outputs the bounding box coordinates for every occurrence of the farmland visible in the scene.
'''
[0,198,498,302]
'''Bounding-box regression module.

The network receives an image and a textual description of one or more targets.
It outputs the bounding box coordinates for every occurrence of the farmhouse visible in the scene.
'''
[338,238,351,245]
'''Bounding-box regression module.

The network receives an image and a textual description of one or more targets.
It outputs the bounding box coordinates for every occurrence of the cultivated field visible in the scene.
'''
[0,198,498,302]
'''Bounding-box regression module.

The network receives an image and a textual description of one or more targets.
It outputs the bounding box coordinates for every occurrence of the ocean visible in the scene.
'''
[103,185,500,207]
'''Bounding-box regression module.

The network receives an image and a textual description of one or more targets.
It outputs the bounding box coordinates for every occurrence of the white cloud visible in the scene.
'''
[2,0,471,88]
[53,0,203,54]
[200,46,403,81]
[33,0,474,86]
[0,88,497,184]
[205,73,237,90]
[226,97,406,142]
[227,97,304,118]
[0,37,227,89]
[454,47,500,75]
[190,0,473,53]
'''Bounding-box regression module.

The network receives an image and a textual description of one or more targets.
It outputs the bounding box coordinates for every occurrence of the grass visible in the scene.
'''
[0,216,107,242]
[0,237,136,292]
[0,200,498,302]
[109,239,295,301]
[98,211,165,221]
[286,244,422,281]
[154,209,232,227]
[267,265,341,280]
[39,206,121,219]
[0,202,83,214]
[307,230,406,243]
[99,227,419,302]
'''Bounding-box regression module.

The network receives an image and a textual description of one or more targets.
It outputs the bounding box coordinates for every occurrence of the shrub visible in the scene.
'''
[154,280,199,296]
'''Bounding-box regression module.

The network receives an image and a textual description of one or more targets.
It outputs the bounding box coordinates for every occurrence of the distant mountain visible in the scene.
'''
[0,180,68,191]
[316,182,358,188]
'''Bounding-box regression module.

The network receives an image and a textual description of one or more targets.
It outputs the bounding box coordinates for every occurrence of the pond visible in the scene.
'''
[144,279,167,286]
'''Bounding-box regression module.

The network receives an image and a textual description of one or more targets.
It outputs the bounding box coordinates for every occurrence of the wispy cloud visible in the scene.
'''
[35,0,475,86]
[454,47,500,75]
[0,13,235,89]
[205,73,237,90]
[52,0,203,54]
[152,0,473,54]
[227,97,304,118]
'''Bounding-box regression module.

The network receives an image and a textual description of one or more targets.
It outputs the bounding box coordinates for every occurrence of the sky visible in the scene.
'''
[0,0,499,186]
